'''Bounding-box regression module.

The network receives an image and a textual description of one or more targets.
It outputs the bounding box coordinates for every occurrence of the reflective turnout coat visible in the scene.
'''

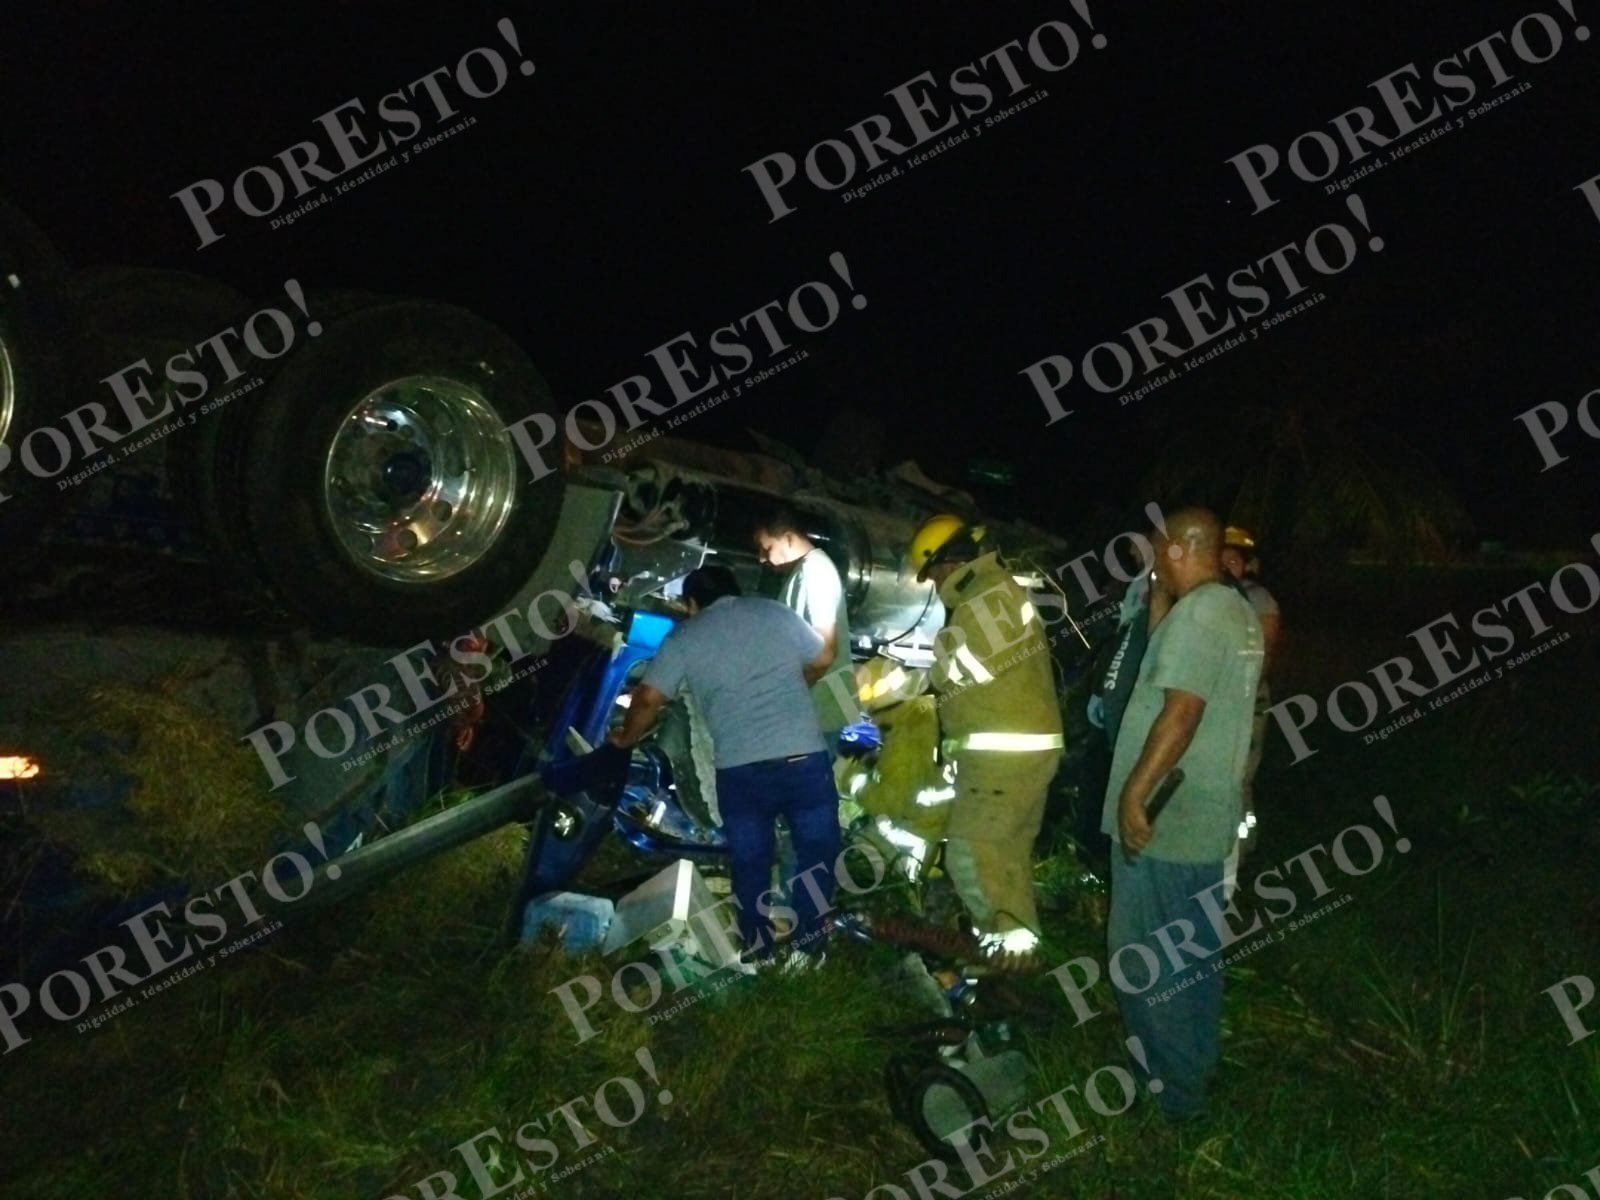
[932,553,1064,752]
[929,552,1063,938]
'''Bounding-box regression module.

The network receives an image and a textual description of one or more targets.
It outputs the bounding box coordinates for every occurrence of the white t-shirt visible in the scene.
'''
[778,548,858,734]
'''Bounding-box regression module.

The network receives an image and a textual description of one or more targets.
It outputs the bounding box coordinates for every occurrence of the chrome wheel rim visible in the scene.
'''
[0,334,15,456]
[322,375,519,583]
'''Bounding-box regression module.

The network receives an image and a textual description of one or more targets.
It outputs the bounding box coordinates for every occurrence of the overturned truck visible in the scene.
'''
[0,194,1117,939]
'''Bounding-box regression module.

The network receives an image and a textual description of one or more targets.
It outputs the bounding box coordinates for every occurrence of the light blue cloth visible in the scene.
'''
[642,596,826,769]
[521,892,614,952]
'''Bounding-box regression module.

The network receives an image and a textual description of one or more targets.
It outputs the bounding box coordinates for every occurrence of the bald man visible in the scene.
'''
[1099,507,1263,1123]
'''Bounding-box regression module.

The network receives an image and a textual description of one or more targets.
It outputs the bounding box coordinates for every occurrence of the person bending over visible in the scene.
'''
[608,565,839,964]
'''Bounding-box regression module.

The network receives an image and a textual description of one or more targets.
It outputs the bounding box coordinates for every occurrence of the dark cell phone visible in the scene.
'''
[1123,768,1186,862]
[1145,767,1186,822]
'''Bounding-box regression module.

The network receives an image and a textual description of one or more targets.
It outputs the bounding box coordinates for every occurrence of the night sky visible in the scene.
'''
[5,0,1597,544]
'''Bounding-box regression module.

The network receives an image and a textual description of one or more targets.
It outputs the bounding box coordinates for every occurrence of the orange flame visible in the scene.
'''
[0,756,40,780]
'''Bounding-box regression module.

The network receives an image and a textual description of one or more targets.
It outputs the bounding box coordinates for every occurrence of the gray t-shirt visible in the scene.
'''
[1242,579,1279,621]
[1100,581,1263,863]
[1242,579,1278,706]
[642,596,826,769]
[779,548,858,734]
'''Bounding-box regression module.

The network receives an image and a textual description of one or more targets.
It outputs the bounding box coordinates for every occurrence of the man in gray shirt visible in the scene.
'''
[1099,507,1263,1122]
[608,565,840,962]
[1222,529,1282,889]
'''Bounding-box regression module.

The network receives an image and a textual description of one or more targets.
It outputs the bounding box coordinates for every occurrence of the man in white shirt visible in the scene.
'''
[753,506,860,750]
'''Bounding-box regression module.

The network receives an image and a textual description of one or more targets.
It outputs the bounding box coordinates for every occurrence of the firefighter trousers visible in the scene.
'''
[943,749,1059,936]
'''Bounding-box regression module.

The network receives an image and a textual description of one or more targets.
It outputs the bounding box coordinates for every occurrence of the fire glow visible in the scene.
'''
[0,756,40,780]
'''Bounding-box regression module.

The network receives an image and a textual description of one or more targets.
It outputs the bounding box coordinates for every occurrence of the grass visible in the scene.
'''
[2,612,1598,1199]
[13,682,292,893]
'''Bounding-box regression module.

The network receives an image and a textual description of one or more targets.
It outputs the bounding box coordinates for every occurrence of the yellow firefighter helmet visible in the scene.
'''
[1223,525,1256,550]
[910,513,981,582]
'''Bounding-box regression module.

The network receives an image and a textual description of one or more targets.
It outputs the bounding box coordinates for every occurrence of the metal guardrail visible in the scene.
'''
[260,773,549,918]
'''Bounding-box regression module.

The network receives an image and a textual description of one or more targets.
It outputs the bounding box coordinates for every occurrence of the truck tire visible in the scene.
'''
[63,268,256,568]
[69,266,254,345]
[0,198,72,543]
[236,299,564,645]
[185,285,402,583]
[67,268,255,456]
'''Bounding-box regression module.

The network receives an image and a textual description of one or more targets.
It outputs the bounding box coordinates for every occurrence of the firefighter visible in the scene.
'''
[910,514,1064,960]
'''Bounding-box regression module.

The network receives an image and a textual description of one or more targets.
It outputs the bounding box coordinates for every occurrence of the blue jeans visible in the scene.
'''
[1107,853,1226,1117]
[717,751,840,957]
[772,731,845,919]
